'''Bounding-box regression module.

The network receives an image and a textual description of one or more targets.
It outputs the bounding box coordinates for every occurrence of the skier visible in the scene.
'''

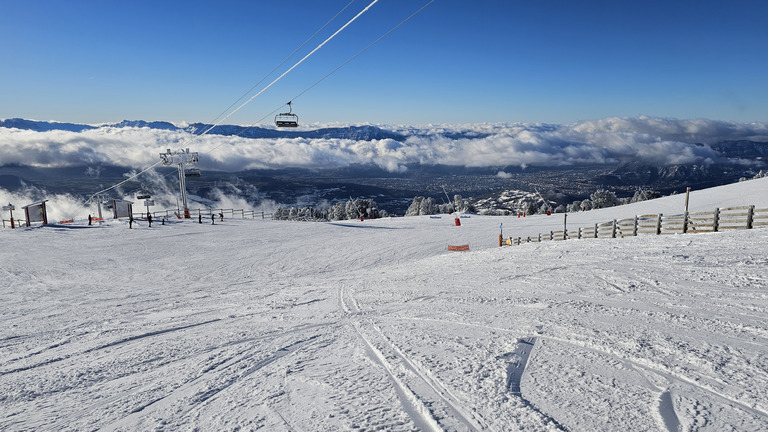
[129,215,133,229]
[88,214,92,226]
[147,213,152,227]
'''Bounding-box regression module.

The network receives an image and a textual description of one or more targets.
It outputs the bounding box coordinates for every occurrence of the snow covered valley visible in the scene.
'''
[2,178,768,431]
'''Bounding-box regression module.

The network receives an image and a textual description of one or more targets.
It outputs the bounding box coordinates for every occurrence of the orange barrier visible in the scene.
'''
[447,244,470,251]
[59,219,75,224]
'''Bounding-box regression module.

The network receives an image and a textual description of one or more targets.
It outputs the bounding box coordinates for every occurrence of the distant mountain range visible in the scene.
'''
[596,140,767,190]
[0,118,407,141]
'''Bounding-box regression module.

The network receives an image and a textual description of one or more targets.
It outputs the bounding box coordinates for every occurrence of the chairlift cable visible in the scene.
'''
[79,161,164,210]
[200,0,359,131]
[196,0,380,138]
[287,0,436,106]
[205,0,436,153]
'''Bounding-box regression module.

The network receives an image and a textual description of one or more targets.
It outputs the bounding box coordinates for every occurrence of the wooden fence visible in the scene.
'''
[133,208,273,220]
[2,218,26,229]
[2,208,276,229]
[506,205,768,246]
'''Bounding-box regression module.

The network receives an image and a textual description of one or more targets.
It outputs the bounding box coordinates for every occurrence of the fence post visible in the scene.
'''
[713,208,720,232]
[563,213,567,239]
[550,231,554,240]
[684,187,690,231]
[656,214,662,235]
[747,205,754,229]
[594,223,598,238]
[578,227,582,239]
[612,220,617,238]
[633,215,638,236]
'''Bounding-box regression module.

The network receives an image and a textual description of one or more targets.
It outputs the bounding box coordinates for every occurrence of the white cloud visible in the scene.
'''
[1,117,766,174]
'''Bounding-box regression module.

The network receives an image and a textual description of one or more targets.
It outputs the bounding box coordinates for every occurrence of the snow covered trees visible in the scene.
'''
[589,189,620,209]
[405,197,424,216]
[629,189,661,203]
[405,194,475,216]
[563,188,660,214]
[329,202,347,221]
[406,196,438,216]
[520,198,538,216]
[347,198,379,220]
[451,194,476,213]
[273,206,329,221]
[274,186,667,221]
[274,198,382,221]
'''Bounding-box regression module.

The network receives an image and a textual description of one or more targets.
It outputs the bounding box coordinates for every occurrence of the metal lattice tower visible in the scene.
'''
[160,148,199,218]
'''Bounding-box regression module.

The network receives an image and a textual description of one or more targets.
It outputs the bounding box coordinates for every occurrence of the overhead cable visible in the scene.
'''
[196,0,380,138]
[202,0,359,129]
[208,0,436,151]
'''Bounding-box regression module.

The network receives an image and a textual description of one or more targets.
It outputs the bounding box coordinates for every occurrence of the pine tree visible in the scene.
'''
[419,197,438,215]
[590,189,619,209]
[406,197,424,216]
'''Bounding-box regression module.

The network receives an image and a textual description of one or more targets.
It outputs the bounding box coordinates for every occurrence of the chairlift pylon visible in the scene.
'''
[275,101,299,128]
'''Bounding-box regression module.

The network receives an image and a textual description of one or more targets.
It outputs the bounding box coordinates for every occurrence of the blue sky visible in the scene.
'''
[1,0,766,125]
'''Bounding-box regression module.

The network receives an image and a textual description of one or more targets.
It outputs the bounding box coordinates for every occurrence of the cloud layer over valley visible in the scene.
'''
[2,117,767,174]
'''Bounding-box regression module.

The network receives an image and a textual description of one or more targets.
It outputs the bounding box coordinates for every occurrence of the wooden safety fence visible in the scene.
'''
[505,205,768,246]
[132,208,273,220]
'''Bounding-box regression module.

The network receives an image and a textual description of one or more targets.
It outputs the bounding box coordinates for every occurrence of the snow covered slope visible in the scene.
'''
[1,178,767,431]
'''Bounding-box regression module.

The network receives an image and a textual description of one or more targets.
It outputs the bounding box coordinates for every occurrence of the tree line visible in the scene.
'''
[273,198,388,221]
[272,189,664,221]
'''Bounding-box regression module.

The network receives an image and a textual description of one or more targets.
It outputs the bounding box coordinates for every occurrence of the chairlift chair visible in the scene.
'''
[184,168,202,178]
[275,101,299,128]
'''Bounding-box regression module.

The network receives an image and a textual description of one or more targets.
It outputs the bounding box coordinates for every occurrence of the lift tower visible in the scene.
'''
[160,148,200,218]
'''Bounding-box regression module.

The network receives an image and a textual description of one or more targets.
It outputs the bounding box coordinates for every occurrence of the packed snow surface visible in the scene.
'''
[2,178,768,431]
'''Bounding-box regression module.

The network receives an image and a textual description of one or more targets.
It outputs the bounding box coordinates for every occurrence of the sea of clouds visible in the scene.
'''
[2,116,766,174]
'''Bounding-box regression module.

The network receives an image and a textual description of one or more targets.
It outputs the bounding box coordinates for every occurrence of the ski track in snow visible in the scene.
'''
[340,287,436,430]
[2,177,768,431]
